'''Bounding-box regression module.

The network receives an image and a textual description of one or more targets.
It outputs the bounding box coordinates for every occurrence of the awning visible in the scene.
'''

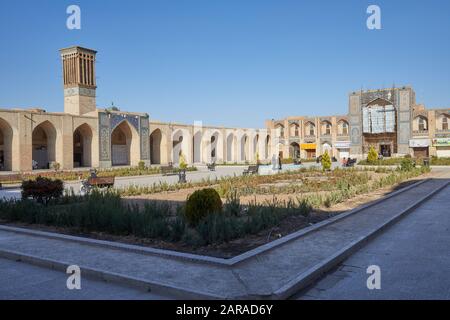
[301,143,316,150]
[335,141,351,148]
[409,139,430,148]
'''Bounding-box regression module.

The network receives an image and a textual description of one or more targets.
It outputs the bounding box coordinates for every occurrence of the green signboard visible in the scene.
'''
[432,138,450,147]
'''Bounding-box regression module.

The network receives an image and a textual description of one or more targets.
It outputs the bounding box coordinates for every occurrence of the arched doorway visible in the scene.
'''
[210,131,222,163]
[150,129,162,165]
[73,124,93,168]
[289,142,300,159]
[0,117,13,171]
[111,121,139,166]
[193,131,202,163]
[265,135,271,160]
[322,142,332,157]
[32,121,57,170]
[172,129,191,165]
[240,134,249,162]
[253,134,259,160]
[226,133,234,162]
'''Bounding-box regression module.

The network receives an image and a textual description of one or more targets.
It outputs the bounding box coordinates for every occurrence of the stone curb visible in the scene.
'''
[271,179,450,300]
[0,249,224,300]
[0,179,429,267]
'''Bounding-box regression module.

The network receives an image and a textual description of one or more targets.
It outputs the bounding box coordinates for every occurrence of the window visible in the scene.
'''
[418,117,427,131]
[325,123,331,135]
[294,125,299,136]
[443,117,448,130]
[307,124,315,136]
[277,125,284,137]
[342,122,348,135]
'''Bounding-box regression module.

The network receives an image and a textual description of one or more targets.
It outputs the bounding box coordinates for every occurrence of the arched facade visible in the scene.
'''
[305,121,316,137]
[150,128,166,165]
[0,117,14,171]
[111,120,140,166]
[73,123,93,168]
[172,128,192,165]
[226,133,235,162]
[321,120,332,136]
[289,142,300,159]
[200,129,222,163]
[32,121,58,169]
[337,119,349,135]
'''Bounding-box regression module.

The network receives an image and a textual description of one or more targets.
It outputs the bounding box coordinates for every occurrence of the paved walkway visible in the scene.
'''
[0,169,448,299]
[294,184,450,300]
[0,257,169,300]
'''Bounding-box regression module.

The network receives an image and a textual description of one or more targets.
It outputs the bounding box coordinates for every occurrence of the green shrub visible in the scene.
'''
[138,161,147,170]
[400,158,415,171]
[184,188,223,226]
[321,151,331,170]
[367,146,378,164]
[21,177,64,205]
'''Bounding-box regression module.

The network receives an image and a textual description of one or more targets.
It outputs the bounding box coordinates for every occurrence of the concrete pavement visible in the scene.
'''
[0,257,170,300]
[294,184,450,300]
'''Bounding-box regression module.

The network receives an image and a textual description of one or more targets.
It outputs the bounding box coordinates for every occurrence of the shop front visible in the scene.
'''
[409,139,430,158]
[301,143,316,159]
[335,141,351,160]
[432,138,450,157]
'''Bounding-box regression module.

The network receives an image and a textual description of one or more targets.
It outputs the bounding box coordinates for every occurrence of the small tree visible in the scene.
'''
[321,151,331,171]
[179,152,188,170]
[367,146,378,164]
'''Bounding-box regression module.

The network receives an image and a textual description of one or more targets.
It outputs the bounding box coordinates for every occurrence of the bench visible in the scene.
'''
[243,165,259,176]
[160,164,178,176]
[207,162,216,171]
[0,174,23,188]
[87,176,115,188]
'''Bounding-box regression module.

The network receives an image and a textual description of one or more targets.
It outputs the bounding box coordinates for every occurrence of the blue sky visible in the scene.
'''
[1,0,449,127]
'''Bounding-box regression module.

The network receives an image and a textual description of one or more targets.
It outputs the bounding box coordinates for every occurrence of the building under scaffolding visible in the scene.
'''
[362,98,398,156]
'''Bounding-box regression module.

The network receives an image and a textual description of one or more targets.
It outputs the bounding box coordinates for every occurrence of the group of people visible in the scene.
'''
[341,157,355,167]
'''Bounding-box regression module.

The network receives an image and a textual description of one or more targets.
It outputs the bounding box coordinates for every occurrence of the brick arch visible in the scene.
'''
[201,129,223,163]
[73,123,94,167]
[0,117,15,171]
[111,120,140,166]
[32,120,59,169]
[150,128,168,165]
[172,128,192,165]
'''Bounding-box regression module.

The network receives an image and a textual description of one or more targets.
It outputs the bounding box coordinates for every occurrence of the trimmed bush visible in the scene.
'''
[179,153,188,170]
[138,161,147,170]
[185,188,223,226]
[321,151,331,170]
[367,146,378,164]
[21,177,64,205]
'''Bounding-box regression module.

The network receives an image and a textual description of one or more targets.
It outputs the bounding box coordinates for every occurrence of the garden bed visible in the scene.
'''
[0,165,197,185]
[0,166,431,258]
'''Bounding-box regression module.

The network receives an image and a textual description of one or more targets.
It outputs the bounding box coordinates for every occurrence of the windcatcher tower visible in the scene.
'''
[60,46,97,115]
